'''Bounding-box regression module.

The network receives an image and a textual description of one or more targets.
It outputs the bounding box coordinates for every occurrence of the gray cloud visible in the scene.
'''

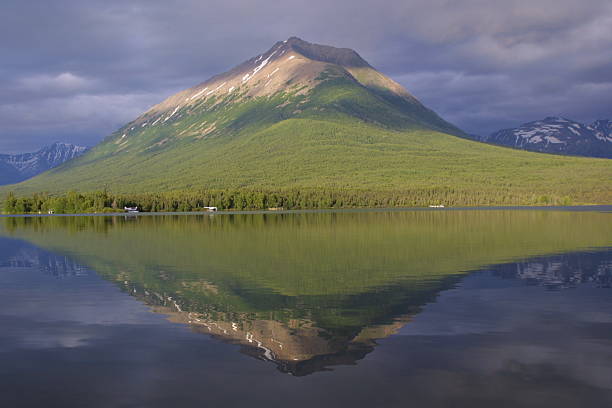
[1,0,611,152]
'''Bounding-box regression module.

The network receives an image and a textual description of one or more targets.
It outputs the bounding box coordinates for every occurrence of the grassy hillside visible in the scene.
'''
[7,117,611,204]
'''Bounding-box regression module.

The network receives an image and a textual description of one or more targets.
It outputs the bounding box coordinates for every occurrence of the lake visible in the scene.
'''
[0,208,611,407]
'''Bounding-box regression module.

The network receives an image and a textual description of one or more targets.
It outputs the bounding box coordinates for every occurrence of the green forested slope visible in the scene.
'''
[7,116,610,204]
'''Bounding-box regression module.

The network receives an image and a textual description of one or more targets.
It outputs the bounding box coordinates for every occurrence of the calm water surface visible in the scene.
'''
[0,209,611,407]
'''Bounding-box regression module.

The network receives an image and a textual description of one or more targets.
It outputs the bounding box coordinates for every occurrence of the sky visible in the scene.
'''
[1,0,611,153]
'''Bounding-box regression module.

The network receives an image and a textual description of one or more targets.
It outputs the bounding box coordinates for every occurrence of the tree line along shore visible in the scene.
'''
[1,188,581,214]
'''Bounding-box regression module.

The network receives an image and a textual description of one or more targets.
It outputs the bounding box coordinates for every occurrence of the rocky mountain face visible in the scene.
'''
[482,117,612,158]
[0,142,88,185]
[125,36,462,138]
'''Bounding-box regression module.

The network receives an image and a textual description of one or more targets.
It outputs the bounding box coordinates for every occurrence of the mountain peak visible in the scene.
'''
[137,36,444,128]
[99,37,462,157]
[277,37,371,68]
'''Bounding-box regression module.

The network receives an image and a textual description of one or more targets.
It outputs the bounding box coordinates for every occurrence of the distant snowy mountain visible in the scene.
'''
[482,117,612,158]
[0,142,88,185]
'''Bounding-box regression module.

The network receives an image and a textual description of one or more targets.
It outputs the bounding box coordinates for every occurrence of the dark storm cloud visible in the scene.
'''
[1,0,611,152]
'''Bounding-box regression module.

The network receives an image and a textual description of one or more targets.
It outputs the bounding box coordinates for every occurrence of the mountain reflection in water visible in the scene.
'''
[131,250,611,376]
[1,210,610,377]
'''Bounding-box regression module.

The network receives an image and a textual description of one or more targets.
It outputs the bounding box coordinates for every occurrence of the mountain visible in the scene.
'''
[0,142,88,185]
[130,36,462,137]
[3,38,611,205]
[481,117,612,158]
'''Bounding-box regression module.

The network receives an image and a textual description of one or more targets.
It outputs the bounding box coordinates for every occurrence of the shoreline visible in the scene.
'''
[1,204,611,218]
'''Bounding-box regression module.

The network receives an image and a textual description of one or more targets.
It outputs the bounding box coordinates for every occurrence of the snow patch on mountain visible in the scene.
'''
[243,50,278,84]
[190,87,208,100]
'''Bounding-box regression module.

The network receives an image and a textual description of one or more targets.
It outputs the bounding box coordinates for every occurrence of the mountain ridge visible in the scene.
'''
[479,116,612,158]
[0,142,88,186]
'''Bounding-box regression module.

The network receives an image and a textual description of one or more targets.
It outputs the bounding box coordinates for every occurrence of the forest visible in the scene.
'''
[2,188,572,214]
